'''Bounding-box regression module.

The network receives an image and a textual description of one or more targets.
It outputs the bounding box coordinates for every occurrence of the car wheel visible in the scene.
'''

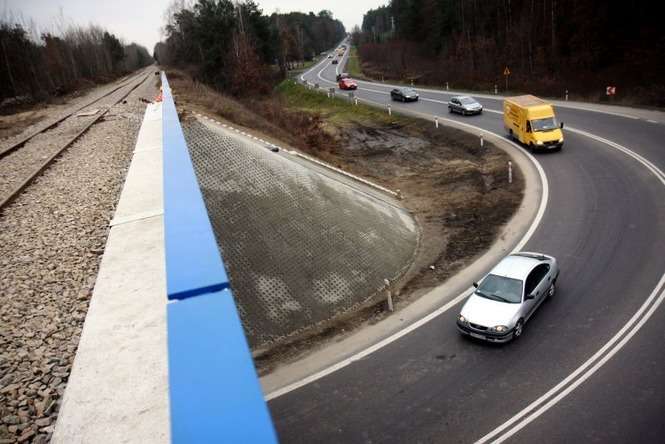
[548,281,556,298]
[513,320,524,339]
[448,106,453,113]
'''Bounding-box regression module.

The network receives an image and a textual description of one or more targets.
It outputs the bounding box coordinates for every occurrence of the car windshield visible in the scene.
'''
[402,88,416,95]
[460,97,477,105]
[475,274,523,303]
[531,117,558,132]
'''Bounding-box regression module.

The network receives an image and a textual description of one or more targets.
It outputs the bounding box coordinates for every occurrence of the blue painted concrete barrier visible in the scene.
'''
[168,290,277,443]
[162,74,230,300]
[161,73,278,443]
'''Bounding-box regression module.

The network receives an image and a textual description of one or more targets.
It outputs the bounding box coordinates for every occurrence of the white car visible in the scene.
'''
[457,252,559,342]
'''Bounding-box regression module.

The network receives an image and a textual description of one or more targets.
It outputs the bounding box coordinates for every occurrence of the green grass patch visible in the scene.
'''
[275,79,396,126]
[345,47,364,79]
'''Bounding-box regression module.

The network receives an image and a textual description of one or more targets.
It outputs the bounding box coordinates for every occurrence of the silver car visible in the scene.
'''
[448,96,483,115]
[457,252,559,342]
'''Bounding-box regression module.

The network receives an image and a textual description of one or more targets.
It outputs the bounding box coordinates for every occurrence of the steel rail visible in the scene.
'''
[0,72,152,212]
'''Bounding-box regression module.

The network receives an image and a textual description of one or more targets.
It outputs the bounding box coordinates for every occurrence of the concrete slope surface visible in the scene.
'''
[267,46,665,443]
[182,118,418,348]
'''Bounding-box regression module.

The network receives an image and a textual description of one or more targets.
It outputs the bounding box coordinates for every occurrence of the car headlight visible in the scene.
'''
[536,140,544,145]
[490,325,508,333]
[458,315,467,324]
[558,138,563,142]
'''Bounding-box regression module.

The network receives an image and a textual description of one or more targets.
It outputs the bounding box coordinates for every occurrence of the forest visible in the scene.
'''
[355,0,665,105]
[155,0,345,96]
[0,20,152,106]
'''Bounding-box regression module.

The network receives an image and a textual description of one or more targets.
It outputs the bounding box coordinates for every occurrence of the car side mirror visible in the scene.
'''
[560,122,564,129]
[525,293,535,300]
[473,282,478,288]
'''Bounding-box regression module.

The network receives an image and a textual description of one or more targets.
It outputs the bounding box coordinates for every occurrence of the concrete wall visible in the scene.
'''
[183,118,419,348]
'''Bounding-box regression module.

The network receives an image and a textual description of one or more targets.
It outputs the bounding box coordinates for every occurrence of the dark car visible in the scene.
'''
[332,59,339,65]
[336,72,350,81]
[448,96,483,115]
[390,87,419,102]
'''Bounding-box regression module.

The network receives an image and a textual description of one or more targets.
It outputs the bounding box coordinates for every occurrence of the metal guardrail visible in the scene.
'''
[161,73,277,443]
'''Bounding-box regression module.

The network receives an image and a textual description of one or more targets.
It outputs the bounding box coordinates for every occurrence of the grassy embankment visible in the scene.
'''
[170,71,523,294]
[344,47,365,79]
[275,78,393,126]
[274,80,524,292]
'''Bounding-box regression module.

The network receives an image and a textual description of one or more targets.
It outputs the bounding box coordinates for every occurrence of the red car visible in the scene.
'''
[339,78,357,90]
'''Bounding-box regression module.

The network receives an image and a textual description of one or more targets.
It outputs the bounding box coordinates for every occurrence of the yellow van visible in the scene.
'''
[503,95,564,151]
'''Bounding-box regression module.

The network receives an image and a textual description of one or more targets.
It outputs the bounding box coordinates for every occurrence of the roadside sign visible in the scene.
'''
[606,86,616,96]
[503,67,511,91]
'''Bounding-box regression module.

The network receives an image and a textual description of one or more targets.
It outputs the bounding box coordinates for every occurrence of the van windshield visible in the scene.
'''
[531,117,558,132]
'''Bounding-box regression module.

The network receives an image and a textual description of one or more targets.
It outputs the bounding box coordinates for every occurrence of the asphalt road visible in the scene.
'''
[268,50,665,443]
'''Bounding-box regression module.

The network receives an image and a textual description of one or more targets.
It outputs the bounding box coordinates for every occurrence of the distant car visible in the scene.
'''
[448,96,483,115]
[457,252,559,342]
[336,72,350,81]
[327,54,333,58]
[331,59,339,65]
[339,78,357,90]
[390,87,419,102]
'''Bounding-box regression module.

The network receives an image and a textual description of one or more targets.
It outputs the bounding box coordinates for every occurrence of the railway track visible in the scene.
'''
[0,68,154,212]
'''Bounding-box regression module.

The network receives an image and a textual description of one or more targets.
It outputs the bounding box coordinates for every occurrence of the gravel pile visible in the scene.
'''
[0,74,158,443]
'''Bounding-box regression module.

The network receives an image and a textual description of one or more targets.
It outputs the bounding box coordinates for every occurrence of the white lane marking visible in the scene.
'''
[265,94,549,401]
[486,282,665,444]
[349,79,645,121]
[311,64,648,122]
[477,128,665,443]
[296,67,665,443]
[647,119,659,124]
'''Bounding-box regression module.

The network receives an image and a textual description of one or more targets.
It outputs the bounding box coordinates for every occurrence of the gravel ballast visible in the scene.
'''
[0,74,158,443]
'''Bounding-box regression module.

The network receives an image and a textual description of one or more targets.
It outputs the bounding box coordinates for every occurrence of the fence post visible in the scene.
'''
[494,84,498,95]
[384,279,394,312]
[480,135,484,148]
[354,97,358,106]
[435,116,439,128]
[565,89,569,101]
[446,82,449,91]
[508,161,513,184]
[388,104,392,116]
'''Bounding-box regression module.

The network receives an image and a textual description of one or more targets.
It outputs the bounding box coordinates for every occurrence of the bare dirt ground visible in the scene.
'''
[167,73,524,373]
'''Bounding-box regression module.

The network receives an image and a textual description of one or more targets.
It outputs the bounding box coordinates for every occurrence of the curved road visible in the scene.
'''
[267,49,665,443]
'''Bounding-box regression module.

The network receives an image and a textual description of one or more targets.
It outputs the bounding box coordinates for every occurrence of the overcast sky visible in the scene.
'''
[3,0,386,51]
